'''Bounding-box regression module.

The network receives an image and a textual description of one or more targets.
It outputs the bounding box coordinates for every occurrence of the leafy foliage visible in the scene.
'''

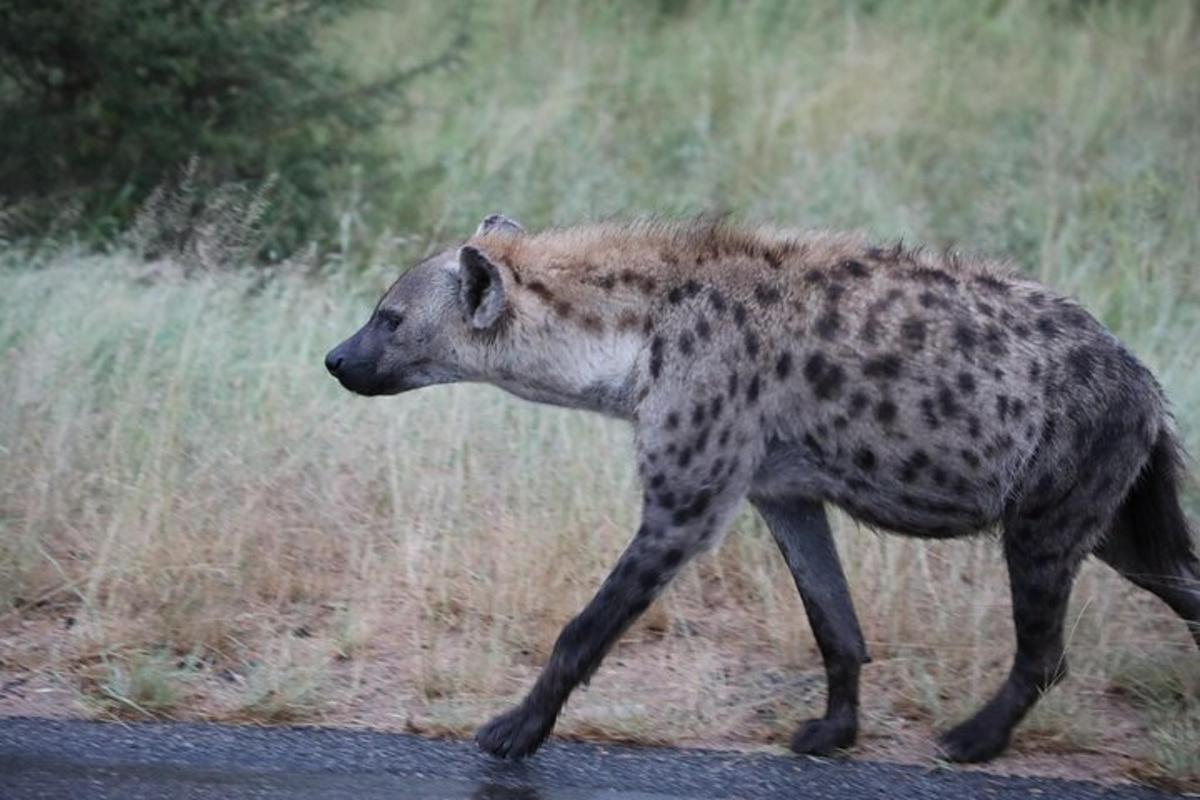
[0,0,464,255]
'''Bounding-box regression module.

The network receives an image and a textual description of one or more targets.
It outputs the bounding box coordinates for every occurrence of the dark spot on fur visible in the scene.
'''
[754,283,782,305]
[667,287,683,304]
[678,331,695,356]
[691,403,706,428]
[657,491,676,509]
[666,411,680,430]
[848,391,869,418]
[677,447,693,468]
[937,384,962,419]
[1029,361,1041,382]
[597,274,616,291]
[1067,346,1095,383]
[863,354,902,380]
[747,374,761,404]
[663,548,684,569]
[1036,315,1059,338]
[1013,322,1031,338]
[956,372,976,394]
[708,289,727,314]
[931,466,948,486]
[919,290,949,309]
[984,325,1008,357]
[695,316,712,340]
[824,283,846,303]
[899,450,930,482]
[974,274,1010,293]
[853,448,877,472]
[900,317,926,351]
[961,449,980,468]
[804,269,826,284]
[718,426,732,448]
[1062,306,1090,328]
[816,309,841,340]
[996,395,1010,422]
[907,266,957,286]
[527,280,554,300]
[650,336,665,379]
[727,372,739,399]
[803,352,846,401]
[967,415,982,439]
[710,396,723,418]
[649,473,665,489]
[582,313,603,333]
[672,488,711,526]
[837,259,870,279]
[776,352,793,380]
[953,320,977,353]
[744,330,760,358]
[876,399,898,424]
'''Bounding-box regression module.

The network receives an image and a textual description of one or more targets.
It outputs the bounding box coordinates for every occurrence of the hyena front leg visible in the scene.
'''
[752,495,869,756]
[475,459,750,760]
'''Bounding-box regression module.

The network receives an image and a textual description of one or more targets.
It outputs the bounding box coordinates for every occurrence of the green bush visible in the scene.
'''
[0,0,463,256]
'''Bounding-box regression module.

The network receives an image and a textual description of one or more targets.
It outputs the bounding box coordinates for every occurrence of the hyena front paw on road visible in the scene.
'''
[327,213,1200,762]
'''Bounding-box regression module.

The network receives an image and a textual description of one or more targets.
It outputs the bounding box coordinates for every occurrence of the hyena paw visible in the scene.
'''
[789,716,857,757]
[938,717,1011,763]
[475,704,555,760]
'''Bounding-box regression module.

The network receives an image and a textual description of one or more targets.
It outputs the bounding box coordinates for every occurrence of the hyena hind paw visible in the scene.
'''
[789,716,858,757]
[937,718,1012,763]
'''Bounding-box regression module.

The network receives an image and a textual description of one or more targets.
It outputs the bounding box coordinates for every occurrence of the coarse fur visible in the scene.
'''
[326,215,1200,763]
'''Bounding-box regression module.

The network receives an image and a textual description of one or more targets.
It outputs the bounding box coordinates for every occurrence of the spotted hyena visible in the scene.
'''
[326,215,1200,763]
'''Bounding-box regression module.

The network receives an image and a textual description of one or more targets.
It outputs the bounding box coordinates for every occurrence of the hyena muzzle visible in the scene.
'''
[325,215,1200,763]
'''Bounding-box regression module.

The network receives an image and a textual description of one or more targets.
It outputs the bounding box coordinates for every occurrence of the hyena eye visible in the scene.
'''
[378,310,403,332]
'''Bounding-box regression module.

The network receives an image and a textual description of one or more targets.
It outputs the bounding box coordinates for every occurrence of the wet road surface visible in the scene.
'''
[0,717,1179,799]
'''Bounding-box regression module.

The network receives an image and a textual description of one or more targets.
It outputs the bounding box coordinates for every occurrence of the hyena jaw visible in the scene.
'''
[326,214,1200,764]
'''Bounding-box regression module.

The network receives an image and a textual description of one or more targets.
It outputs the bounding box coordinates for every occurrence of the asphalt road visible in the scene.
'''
[0,717,1180,800]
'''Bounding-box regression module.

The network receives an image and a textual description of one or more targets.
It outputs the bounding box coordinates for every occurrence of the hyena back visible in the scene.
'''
[326,215,1200,763]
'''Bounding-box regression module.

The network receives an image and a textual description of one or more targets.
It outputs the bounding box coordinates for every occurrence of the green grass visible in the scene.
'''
[1,0,1199,786]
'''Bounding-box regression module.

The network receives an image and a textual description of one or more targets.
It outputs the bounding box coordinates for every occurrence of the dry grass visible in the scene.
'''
[2,0,1200,790]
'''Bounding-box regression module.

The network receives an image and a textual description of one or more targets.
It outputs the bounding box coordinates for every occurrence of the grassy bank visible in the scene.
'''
[2,0,1199,788]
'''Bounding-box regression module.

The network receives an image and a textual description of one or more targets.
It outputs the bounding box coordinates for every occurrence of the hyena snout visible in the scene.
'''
[324,331,390,396]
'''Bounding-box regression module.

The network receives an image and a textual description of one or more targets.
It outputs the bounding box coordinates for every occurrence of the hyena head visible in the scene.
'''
[325,213,563,398]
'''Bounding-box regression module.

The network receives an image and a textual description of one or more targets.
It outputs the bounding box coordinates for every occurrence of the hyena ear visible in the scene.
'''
[475,213,525,237]
[458,245,507,330]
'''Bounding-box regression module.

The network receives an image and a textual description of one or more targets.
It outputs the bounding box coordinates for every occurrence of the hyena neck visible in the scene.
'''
[483,320,646,419]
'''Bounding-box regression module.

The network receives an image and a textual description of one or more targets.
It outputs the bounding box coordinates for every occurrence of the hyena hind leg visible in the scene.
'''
[752,495,869,757]
[939,498,1105,763]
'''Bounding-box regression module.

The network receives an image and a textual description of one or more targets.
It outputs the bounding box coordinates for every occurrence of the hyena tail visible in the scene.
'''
[1096,428,1200,647]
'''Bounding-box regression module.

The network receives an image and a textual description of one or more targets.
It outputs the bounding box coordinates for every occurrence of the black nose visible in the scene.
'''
[325,350,343,376]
